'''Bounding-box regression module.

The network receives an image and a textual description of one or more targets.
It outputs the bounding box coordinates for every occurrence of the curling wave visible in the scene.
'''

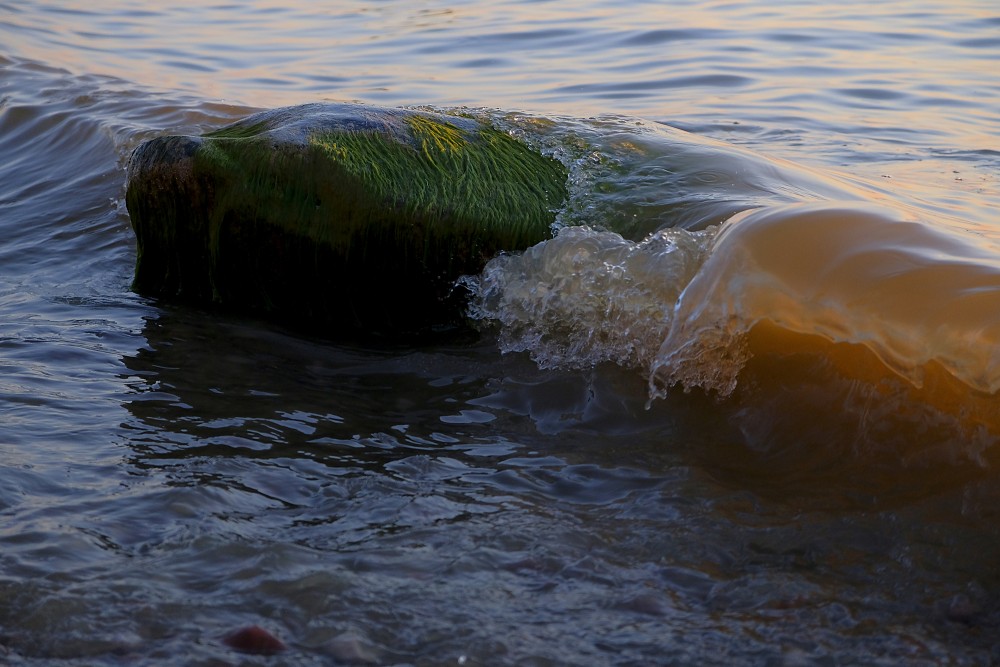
[466,117,1000,447]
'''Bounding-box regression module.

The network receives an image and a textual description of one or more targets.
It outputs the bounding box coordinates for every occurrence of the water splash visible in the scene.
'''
[467,224,716,370]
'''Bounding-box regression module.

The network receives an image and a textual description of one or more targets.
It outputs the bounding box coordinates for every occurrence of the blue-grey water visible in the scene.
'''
[1,1,999,665]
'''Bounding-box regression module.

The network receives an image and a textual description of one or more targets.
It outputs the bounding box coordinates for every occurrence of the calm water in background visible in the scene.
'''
[1,1,1000,665]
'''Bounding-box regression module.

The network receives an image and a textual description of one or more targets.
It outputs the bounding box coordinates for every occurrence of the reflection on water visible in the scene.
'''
[107,303,1000,664]
[12,303,967,665]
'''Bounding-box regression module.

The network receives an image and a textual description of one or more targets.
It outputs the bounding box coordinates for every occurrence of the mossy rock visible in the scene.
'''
[125,103,568,337]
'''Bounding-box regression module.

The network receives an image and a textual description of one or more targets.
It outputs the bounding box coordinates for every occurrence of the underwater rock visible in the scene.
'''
[125,103,568,337]
[222,625,286,655]
[322,631,380,664]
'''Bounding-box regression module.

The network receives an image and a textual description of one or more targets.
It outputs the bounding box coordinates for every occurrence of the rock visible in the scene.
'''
[323,631,380,664]
[942,593,982,625]
[125,103,568,337]
[222,624,286,655]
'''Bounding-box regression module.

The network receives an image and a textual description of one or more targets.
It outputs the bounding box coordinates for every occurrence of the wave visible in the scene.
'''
[652,201,1000,453]
[466,116,1000,449]
[652,202,1000,396]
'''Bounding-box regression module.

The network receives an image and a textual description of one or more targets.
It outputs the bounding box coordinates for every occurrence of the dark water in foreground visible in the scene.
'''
[2,1,1000,665]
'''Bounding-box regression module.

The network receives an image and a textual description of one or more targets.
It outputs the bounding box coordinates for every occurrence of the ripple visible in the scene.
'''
[834,87,910,101]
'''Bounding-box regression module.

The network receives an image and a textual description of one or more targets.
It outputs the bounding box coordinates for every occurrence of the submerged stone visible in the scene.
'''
[125,103,568,337]
[222,625,286,655]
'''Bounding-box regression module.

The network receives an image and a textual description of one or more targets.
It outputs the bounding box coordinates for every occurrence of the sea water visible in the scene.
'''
[1,1,999,665]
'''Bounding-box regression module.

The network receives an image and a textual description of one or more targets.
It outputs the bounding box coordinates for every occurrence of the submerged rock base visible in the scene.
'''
[125,103,567,336]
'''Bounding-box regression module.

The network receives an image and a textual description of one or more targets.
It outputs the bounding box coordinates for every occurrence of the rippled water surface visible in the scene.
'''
[2,1,1000,665]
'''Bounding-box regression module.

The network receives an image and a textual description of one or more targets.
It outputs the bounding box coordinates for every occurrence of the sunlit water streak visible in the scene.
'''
[1,1,999,665]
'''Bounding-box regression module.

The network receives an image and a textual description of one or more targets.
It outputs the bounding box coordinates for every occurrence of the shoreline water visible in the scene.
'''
[2,2,1000,664]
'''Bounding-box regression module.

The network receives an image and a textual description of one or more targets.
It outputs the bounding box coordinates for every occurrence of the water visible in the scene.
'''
[1,1,999,664]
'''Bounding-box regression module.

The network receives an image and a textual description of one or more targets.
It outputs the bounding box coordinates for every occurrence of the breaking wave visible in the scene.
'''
[466,116,1000,447]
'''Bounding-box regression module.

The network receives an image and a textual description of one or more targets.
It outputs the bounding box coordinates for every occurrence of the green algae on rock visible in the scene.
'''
[125,103,568,336]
